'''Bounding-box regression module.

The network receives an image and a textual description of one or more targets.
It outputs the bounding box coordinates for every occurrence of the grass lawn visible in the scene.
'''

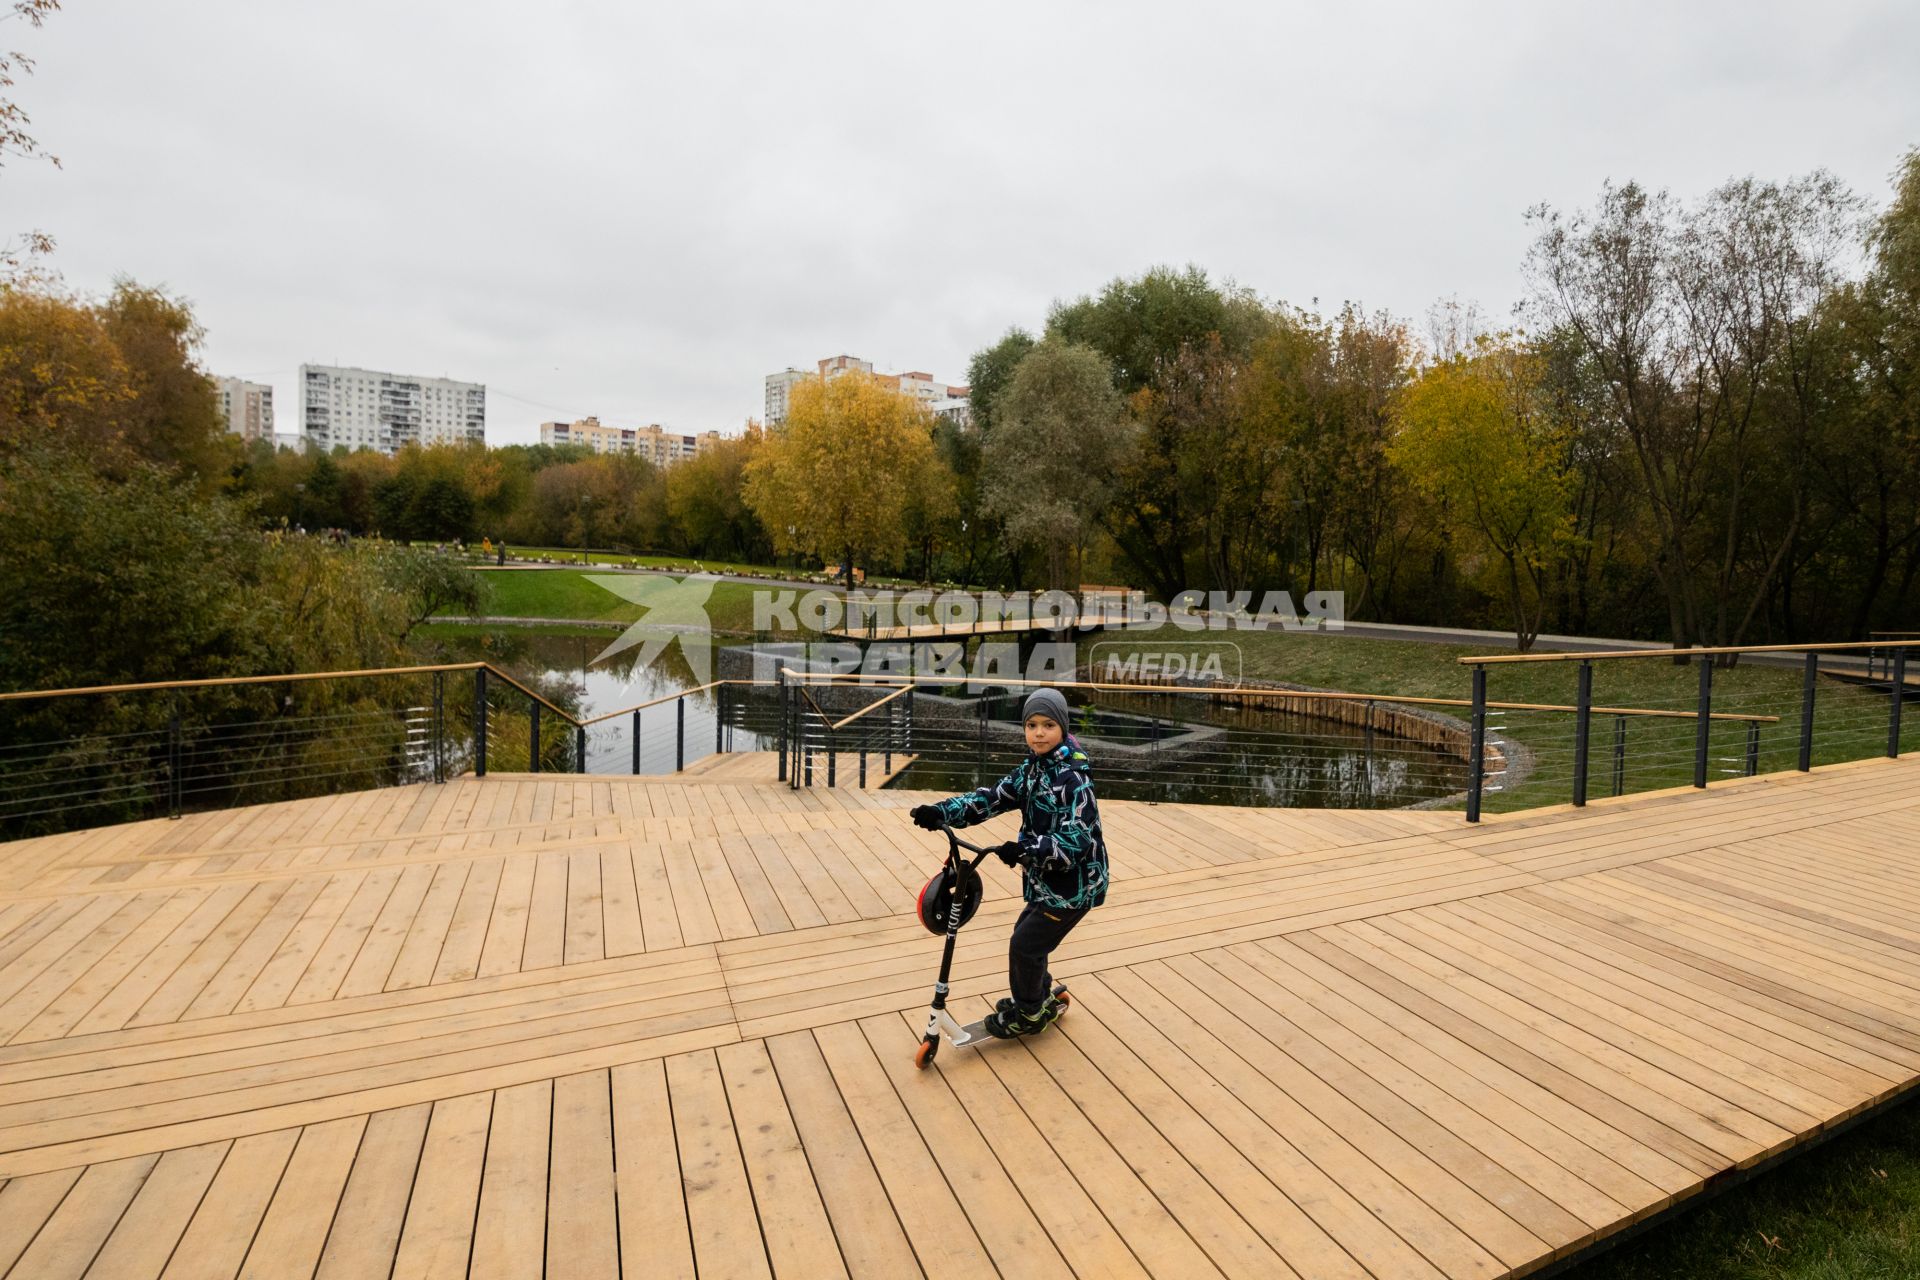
[1078,627,1915,813]
[1562,1096,1920,1278]
[411,540,931,586]
[467,569,802,634]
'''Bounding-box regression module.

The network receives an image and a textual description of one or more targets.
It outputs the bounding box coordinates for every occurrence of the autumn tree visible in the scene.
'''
[1,0,59,281]
[665,424,770,560]
[982,340,1129,589]
[1526,173,1865,656]
[742,372,938,588]
[1392,337,1576,649]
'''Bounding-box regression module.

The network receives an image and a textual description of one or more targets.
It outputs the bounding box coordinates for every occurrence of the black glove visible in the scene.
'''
[992,840,1022,867]
[1022,840,1070,875]
[910,804,944,831]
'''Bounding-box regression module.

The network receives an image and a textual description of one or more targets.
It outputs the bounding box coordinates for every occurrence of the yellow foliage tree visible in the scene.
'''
[1390,337,1576,650]
[743,374,937,587]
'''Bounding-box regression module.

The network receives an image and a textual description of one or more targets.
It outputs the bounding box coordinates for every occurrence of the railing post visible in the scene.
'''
[884,698,893,773]
[1693,655,1712,788]
[1890,648,1907,758]
[474,668,488,778]
[1572,660,1592,807]
[167,693,183,820]
[576,724,587,774]
[1466,666,1486,823]
[827,725,837,788]
[716,683,725,756]
[976,692,987,788]
[675,695,685,772]
[530,701,540,774]
[1363,700,1375,804]
[1746,721,1760,776]
[432,670,445,785]
[1799,652,1817,771]
[776,669,787,782]
[632,709,642,774]
[1612,714,1626,796]
[906,682,915,750]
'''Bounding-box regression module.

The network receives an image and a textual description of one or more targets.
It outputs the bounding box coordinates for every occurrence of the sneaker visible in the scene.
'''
[982,1004,1025,1038]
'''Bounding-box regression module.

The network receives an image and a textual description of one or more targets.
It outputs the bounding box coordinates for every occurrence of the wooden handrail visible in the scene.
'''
[1460,639,1920,664]
[579,678,749,726]
[0,662,488,703]
[783,672,1777,723]
[827,682,913,732]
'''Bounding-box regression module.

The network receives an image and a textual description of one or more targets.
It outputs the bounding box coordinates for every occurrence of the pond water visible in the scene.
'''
[424,627,1467,808]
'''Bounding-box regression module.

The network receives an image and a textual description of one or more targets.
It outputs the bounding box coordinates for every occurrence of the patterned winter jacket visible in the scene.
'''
[933,736,1109,911]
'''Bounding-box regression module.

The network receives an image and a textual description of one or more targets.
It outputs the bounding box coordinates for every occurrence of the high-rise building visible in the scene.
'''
[762,355,968,424]
[539,417,721,466]
[212,376,275,443]
[300,364,485,455]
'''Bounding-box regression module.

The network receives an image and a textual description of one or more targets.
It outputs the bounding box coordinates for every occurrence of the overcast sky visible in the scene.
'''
[8,1,1918,445]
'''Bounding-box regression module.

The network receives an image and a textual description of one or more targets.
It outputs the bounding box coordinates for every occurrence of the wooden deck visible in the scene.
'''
[0,757,1918,1277]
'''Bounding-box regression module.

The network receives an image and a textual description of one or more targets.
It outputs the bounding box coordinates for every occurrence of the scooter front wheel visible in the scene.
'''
[915,1037,938,1070]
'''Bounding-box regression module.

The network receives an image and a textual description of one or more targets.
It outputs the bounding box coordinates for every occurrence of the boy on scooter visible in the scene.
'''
[910,686,1108,1037]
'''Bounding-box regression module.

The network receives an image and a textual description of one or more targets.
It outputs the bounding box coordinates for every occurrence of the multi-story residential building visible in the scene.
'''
[762,355,968,425]
[212,376,275,443]
[300,364,485,455]
[539,417,722,466]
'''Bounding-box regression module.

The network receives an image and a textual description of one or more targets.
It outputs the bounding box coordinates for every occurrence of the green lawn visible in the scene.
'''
[467,569,807,634]
[411,540,930,586]
[1077,627,1914,812]
[1562,1097,1920,1279]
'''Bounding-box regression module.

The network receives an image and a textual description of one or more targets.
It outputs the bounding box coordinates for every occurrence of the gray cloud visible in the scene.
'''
[8,0,1917,443]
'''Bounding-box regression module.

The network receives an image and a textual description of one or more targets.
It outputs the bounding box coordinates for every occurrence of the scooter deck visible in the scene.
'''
[951,983,1070,1049]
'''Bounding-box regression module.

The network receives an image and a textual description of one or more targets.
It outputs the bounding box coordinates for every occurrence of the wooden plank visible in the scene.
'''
[390,1092,492,1280]
[385,861,472,991]
[470,1080,549,1280]
[884,1007,1147,1279]
[810,1021,1003,1279]
[313,1103,430,1280]
[0,1165,83,1274]
[81,1140,229,1280]
[609,1060,696,1280]
[335,862,437,999]
[547,1070,619,1280]
[231,871,364,1015]
[598,847,645,957]
[476,856,535,979]
[156,1128,298,1279]
[239,1115,368,1280]
[563,849,606,966]
[4,1152,157,1279]
[760,1030,921,1277]
[520,852,570,971]
[665,1049,772,1279]
[715,1039,848,1279]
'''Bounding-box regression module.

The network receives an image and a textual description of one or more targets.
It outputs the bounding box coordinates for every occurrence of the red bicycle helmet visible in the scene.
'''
[916,863,983,934]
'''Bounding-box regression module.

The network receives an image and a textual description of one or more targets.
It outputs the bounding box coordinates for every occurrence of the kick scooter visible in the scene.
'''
[913,822,1069,1069]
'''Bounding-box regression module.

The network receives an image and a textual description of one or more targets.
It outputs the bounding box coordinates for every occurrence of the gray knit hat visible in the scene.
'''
[1021,687,1071,731]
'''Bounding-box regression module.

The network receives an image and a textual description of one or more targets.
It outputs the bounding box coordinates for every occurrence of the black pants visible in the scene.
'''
[1009,901,1089,1012]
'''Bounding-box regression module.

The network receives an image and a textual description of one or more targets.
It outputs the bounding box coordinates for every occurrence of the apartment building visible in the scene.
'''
[212,376,275,443]
[539,417,722,466]
[300,364,485,454]
[763,354,968,424]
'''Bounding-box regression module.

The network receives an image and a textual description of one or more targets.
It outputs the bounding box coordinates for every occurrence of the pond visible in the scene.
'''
[423,628,1468,808]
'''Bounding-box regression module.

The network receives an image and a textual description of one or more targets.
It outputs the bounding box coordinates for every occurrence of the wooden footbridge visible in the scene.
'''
[1,754,1918,1277]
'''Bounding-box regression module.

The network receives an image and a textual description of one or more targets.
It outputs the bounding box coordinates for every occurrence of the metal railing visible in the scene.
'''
[0,663,798,839]
[1457,640,1920,821]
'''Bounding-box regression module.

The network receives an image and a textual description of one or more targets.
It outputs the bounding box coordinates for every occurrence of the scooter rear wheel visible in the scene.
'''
[914,1038,937,1070]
